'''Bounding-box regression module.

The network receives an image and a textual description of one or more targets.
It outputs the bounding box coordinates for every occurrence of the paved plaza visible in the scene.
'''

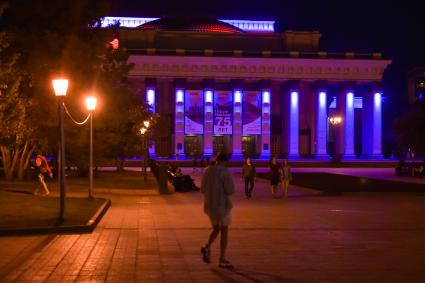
[0,169,425,282]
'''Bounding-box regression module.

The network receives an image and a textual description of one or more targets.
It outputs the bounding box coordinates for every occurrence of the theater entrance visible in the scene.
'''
[213,135,231,156]
[184,135,203,158]
[242,135,259,158]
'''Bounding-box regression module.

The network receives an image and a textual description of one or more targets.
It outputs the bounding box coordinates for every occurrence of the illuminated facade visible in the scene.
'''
[110,16,391,159]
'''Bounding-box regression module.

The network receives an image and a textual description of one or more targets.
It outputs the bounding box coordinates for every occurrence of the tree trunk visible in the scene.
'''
[0,146,13,180]
[0,145,30,181]
[17,142,36,180]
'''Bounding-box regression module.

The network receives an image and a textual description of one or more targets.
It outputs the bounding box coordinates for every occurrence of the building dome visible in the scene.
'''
[137,17,244,33]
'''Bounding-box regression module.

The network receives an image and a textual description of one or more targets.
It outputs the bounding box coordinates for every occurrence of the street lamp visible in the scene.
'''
[329,116,342,125]
[85,96,97,198]
[52,79,68,221]
[328,115,343,161]
[140,120,150,181]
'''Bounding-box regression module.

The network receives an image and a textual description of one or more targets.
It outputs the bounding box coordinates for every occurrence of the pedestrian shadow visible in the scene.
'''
[211,268,303,283]
[0,188,33,195]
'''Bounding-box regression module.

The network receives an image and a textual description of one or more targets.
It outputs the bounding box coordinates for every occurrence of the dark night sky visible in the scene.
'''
[108,0,424,68]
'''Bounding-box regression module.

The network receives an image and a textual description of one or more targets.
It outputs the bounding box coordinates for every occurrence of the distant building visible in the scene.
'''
[407,67,425,104]
[105,16,392,159]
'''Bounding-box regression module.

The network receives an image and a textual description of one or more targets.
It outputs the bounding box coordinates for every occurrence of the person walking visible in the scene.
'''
[242,157,256,199]
[269,157,281,198]
[200,153,235,269]
[281,159,292,197]
[34,152,53,196]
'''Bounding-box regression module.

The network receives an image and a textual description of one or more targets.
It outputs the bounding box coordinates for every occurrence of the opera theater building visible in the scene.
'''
[104,16,392,160]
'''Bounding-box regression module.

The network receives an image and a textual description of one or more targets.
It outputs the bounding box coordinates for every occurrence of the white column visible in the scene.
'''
[362,91,383,158]
[288,90,300,158]
[315,90,328,158]
[232,89,243,158]
[260,89,271,158]
[174,88,185,158]
[343,91,355,158]
[204,89,213,157]
[146,87,156,157]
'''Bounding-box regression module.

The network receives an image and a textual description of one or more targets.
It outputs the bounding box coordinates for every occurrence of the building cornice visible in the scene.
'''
[129,55,392,81]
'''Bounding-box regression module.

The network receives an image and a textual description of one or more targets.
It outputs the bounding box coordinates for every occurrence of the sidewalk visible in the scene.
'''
[0,170,424,282]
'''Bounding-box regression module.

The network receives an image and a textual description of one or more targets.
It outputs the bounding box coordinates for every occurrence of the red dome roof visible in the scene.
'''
[137,17,244,33]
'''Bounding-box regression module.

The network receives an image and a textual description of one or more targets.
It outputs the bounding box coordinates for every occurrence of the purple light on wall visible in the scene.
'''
[347,92,354,108]
[289,91,299,157]
[373,92,382,155]
[147,88,155,112]
[205,90,213,103]
[176,89,184,103]
[344,91,355,157]
[317,91,327,156]
[234,90,242,103]
[319,91,326,108]
[262,91,270,104]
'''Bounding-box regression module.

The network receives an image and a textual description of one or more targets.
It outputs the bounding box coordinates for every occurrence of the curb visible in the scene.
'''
[0,199,111,236]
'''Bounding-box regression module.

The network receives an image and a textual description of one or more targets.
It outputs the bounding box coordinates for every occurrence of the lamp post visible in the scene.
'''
[85,97,97,199]
[329,115,343,161]
[140,120,150,182]
[52,79,68,221]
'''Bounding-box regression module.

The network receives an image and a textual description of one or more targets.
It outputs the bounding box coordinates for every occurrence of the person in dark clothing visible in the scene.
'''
[269,157,281,198]
[242,157,256,199]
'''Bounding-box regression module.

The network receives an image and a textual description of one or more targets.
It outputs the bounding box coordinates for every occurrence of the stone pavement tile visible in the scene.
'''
[2,170,425,282]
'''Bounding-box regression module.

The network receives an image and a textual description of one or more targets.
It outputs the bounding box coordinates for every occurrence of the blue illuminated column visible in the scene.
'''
[204,89,213,157]
[315,90,328,158]
[288,90,300,158]
[232,89,243,158]
[146,88,156,157]
[260,90,271,158]
[362,90,383,158]
[174,88,185,158]
[336,90,356,159]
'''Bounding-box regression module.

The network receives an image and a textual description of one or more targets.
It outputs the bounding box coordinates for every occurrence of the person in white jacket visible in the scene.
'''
[200,153,235,269]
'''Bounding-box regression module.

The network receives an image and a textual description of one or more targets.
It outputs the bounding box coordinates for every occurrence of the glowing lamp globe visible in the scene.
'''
[85,97,97,111]
[140,127,147,135]
[143,120,150,128]
[52,79,69,97]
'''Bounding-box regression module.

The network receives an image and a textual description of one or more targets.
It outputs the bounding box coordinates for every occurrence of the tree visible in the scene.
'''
[1,0,153,179]
[393,100,425,158]
[0,1,36,180]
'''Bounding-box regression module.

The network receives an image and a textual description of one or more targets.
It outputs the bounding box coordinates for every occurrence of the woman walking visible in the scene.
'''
[268,157,281,198]
[281,159,292,197]
[242,157,256,199]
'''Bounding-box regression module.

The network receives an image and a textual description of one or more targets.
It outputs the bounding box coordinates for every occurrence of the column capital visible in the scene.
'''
[173,78,186,88]
[201,79,215,89]
[335,81,358,93]
[310,80,328,92]
[259,79,272,89]
[145,78,157,87]
[230,79,244,89]
[282,80,301,92]
[361,82,383,94]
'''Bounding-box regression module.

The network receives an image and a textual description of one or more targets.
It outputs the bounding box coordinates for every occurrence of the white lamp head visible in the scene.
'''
[52,79,69,97]
[85,97,97,111]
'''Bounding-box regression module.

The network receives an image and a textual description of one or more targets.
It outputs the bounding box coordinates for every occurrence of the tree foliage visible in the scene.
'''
[393,100,425,158]
[0,0,152,179]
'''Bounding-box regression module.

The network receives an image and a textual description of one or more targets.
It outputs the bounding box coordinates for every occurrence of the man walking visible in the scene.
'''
[200,153,235,268]
[242,157,256,199]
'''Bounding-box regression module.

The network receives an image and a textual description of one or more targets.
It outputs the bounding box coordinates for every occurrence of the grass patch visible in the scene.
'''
[0,190,107,230]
